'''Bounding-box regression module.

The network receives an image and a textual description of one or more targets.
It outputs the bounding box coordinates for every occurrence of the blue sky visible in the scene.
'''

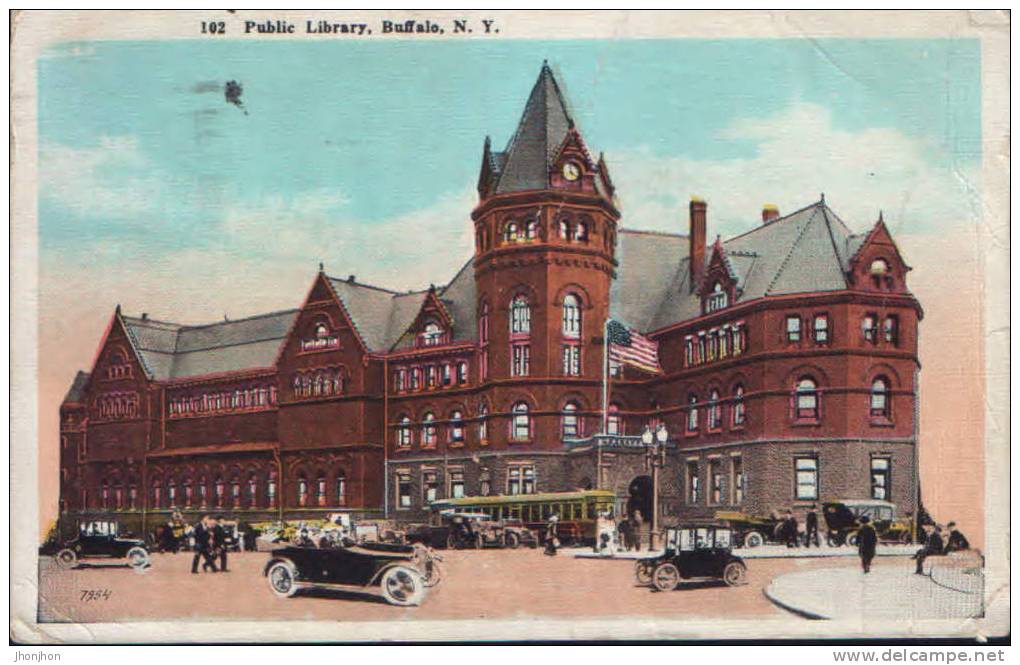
[39,38,980,260]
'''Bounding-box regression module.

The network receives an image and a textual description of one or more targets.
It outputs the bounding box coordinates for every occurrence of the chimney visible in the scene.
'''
[141,313,148,321]
[762,203,780,223]
[347,274,356,283]
[689,197,707,292]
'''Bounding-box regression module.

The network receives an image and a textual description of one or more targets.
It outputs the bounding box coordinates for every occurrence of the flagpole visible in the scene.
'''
[599,318,609,490]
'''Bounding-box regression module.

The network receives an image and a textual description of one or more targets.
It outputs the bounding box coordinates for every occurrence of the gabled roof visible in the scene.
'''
[491,62,575,195]
[121,309,299,381]
[62,371,90,404]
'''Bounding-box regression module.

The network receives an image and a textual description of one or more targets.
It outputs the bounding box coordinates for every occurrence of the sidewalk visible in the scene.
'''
[572,543,917,560]
[765,564,984,621]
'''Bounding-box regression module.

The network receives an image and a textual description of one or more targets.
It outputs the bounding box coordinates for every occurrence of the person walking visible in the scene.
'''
[632,511,644,552]
[617,517,632,552]
[784,510,800,548]
[214,515,230,572]
[914,523,944,575]
[543,514,560,556]
[857,515,878,573]
[945,522,970,553]
[190,515,218,574]
[804,505,820,548]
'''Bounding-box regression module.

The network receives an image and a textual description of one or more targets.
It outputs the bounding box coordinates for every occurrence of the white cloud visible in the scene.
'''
[610,102,981,242]
[40,136,162,218]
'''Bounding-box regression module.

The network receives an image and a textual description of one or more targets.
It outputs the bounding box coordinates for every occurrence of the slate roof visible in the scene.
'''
[121,310,299,381]
[62,371,90,403]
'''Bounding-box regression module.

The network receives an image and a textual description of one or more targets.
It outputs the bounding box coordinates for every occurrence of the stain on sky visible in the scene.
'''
[190,80,221,94]
[224,80,248,115]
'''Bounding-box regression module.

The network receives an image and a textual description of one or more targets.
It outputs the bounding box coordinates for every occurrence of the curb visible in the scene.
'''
[762,584,829,620]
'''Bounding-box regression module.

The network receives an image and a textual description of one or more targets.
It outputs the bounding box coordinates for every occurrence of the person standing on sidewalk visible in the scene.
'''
[632,511,644,552]
[805,505,820,548]
[857,515,878,573]
[543,514,560,556]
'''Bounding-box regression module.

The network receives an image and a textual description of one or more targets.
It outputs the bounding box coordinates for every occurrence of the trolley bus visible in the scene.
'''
[429,490,616,546]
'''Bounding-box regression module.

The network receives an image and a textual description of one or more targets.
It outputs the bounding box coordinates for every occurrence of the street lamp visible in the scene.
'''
[643,423,669,550]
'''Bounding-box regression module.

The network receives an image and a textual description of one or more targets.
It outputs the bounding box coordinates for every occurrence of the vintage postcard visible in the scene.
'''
[10,10,1010,645]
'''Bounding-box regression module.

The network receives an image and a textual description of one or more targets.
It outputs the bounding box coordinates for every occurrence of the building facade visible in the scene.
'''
[58,63,922,538]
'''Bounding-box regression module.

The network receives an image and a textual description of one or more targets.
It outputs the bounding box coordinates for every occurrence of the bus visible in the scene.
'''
[429,490,617,546]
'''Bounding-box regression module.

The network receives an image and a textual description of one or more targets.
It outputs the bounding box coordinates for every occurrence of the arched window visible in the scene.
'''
[231,476,241,508]
[558,219,570,239]
[301,374,312,397]
[422,412,437,447]
[198,476,208,506]
[101,480,110,509]
[870,377,890,418]
[297,474,308,506]
[525,218,539,239]
[870,258,890,275]
[511,402,531,441]
[510,295,531,335]
[267,473,277,508]
[504,220,520,242]
[421,320,444,347]
[335,471,347,507]
[707,281,728,312]
[686,394,699,432]
[317,475,327,506]
[478,301,490,344]
[562,294,581,338]
[795,377,819,420]
[478,403,489,442]
[732,384,746,426]
[397,415,412,447]
[449,410,464,443]
[152,480,162,509]
[708,389,722,430]
[183,478,193,507]
[214,477,224,507]
[862,314,878,344]
[129,484,137,510]
[607,403,622,435]
[561,402,581,439]
[247,475,257,506]
[315,322,329,338]
[332,371,343,395]
[573,221,587,242]
[457,361,469,384]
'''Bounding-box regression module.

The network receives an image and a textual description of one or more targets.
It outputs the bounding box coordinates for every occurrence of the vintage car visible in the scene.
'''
[407,511,538,549]
[635,525,747,591]
[714,510,783,548]
[51,520,150,570]
[263,541,441,606]
[823,500,913,546]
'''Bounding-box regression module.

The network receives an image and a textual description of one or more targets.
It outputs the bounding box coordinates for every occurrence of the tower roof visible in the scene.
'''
[491,62,576,195]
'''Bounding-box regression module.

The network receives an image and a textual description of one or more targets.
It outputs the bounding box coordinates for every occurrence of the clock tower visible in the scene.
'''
[472,62,620,449]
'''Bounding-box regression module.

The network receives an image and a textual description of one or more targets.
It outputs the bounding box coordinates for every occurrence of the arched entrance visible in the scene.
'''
[627,475,653,523]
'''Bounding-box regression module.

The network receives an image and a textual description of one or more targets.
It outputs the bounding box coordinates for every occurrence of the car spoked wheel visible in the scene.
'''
[504,532,520,549]
[55,548,77,569]
[267,561,299,598]
[652,563,681,592]
[126,547,150,571]
[380,565,426,606]
[635,561,653,586]
[723,562,747,586]
[743,531,764,549]
[847,531,859,547]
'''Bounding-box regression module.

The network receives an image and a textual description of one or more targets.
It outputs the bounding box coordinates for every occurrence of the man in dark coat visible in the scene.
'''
[214,515,230,572]
[617,517,632,552]
[945,522,970,553]
[914,523,944,574]
[856,515,878,573]
[190,515,218,574]
[804,505,820,548]
[784,510,800,548]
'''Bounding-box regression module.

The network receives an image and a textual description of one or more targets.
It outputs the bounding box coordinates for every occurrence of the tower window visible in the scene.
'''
[607,403,622,436]
[732,384,746,427]
[706,282,728,312]
[422,412,437,447]
[686,394,699,433]
[785,315,801,343]
[510,296,531,335]
[512,344,530,377]
[813,314,829,344]
[562,344,580,376]
[562,294,581,338]
[561,401,581,439]
[478,403,489,443]
[504,221,520,243]
[795,456,819,500]
[884,315,899,345]
[862,314,878,344]
[397,415,412,447]
[870,377,890,419]
[794,377,819,421]
[449,410,464,443]
[510,402,531,441]
[871,457,891,500]
[420,320,445,347]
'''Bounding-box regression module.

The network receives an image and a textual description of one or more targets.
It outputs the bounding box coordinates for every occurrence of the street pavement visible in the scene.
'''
[765,563,984,621]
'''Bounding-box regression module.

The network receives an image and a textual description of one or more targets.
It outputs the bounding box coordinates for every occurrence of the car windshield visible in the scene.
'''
[852,505,893,521]
[714,529,732,548]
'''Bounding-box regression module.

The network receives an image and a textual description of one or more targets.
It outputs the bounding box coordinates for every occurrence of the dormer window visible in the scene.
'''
[420,320,445,347]
[107,350,132,380]
[302,320,339,352]
[870,258,890,275]
[706,282,728,313]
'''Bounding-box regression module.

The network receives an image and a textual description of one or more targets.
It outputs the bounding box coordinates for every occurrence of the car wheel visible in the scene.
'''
[743,531,764,549]
[505,532,521,549]
[55,548,77,569]
[422,557,443,588]
[380,565,426,606]
[652,563,681,592]
[847,531,859,547]
[446,534,457,549]
[723,562,747,586]
[635,561,653,585]
[126,547,150,569]
[267,561,299,598]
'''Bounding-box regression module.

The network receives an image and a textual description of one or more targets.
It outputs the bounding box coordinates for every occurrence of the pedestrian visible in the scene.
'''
[857,515,878,573]
[632,511,644,552]
[617,517,632,552]
[170,510,186,554]
[543,514,560,556]
[914,523,944,575]
[190,515,218,574]
[805,505,820,548]
[945,522,970,553]
[214,515,230,572]
[784,510,800,548]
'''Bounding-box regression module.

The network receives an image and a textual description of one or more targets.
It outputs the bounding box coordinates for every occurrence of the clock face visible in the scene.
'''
[562,162,581,181]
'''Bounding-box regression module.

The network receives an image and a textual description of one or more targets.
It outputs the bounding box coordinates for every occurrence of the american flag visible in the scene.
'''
[606,319,662,374]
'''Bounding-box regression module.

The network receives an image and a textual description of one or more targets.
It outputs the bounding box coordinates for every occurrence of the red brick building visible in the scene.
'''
[58,63,922,537]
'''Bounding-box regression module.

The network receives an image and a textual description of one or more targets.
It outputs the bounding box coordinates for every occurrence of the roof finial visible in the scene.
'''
[115,303,121,315]
[820,192,826,204]
[318,261,324,273]
[878,210,884,223]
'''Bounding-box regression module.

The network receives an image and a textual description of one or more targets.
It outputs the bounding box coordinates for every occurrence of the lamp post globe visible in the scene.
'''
[641,426,654,446]
[656,423,669,444]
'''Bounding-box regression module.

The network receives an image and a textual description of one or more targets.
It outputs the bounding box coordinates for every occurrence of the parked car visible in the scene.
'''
[49,520,150,570]
[823,500,913,546]
[714,510,783,548]
[635,525,747,591]
[263,540,441,606]
[406,512,538,550]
